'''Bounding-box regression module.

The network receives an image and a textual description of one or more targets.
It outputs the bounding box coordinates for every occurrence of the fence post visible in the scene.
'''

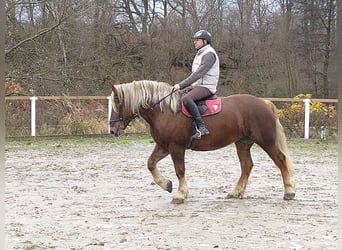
[303,98,311,139]
[107,96,112,134]
[30,96,38,136]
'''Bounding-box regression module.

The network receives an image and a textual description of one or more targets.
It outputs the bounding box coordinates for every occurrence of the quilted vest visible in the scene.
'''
[191,45,219,94]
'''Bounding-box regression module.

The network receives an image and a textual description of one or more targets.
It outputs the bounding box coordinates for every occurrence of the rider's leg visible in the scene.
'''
[184,99,209,139]
[181,87,212,139]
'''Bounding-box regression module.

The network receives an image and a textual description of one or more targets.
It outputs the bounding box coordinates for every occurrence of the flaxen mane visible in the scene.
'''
[112,80,180,114]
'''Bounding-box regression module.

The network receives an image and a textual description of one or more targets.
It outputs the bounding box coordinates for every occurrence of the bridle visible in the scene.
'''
[109,95,139,135]
[110,88,177,133]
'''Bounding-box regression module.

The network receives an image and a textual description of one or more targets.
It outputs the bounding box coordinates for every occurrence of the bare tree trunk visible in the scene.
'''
[280,0,297,96]
[122,0,138,33]
[321,0,336,98]
[27,0,35,25]
[122,0,152,34]
[45,3,68,83]
[216,0,224,46]
[141,0,149,34]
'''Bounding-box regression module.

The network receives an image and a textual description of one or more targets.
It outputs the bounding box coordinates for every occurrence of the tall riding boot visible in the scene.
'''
[184,100,210,139]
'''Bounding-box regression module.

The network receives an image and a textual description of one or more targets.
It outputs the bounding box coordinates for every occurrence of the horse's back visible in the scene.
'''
[222,93,266,104]
[222,94,275,117]
[220,94,278,145]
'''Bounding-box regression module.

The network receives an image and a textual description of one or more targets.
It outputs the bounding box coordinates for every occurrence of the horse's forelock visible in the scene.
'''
[111,84,128,113]
[111,86,119,113]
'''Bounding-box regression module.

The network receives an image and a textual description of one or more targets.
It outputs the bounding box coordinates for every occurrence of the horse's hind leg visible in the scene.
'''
[264,145,295,200]
[227,138,254,199]
[147,144,172,193]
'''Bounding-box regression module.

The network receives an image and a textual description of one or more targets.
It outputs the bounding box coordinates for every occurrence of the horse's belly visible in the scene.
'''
[190,136,237,151]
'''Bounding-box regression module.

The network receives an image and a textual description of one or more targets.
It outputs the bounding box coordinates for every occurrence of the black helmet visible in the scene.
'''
[193,30,211,43]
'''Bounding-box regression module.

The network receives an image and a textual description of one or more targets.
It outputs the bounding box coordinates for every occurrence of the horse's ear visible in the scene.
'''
[112,79,120,92]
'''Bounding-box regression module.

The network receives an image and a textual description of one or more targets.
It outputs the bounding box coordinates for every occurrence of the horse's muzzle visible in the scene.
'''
[110,127,126,137]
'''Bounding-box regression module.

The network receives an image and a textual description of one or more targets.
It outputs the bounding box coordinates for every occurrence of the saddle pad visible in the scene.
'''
[181,98,222,118]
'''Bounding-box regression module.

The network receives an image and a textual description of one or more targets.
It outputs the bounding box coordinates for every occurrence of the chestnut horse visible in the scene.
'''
[110,80,295,204]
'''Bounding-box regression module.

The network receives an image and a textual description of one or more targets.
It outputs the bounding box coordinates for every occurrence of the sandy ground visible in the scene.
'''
[5,136,338,249]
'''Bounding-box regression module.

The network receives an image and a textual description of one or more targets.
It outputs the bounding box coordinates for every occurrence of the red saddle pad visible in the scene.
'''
[181,98,222,118]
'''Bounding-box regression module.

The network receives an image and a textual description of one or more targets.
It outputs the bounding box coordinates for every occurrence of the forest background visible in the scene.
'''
[5,0,338,99]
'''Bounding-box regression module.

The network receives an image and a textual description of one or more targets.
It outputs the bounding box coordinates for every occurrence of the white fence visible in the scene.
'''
[5,96,338,139]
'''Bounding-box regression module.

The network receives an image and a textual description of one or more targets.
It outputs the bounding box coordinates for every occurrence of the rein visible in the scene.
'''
[150,88,177,109]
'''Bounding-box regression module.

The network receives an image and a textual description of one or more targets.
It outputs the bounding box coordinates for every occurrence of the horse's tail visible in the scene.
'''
[264,99,294,175]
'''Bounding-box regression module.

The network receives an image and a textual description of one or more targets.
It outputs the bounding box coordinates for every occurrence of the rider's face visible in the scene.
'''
[194,38,206,49]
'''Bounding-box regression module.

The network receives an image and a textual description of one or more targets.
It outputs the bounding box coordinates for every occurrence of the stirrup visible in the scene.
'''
[191,131,201,140]
[199,126,210,135]
[191,126,209,140]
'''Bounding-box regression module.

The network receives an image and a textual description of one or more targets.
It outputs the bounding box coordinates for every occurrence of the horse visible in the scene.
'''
[109,80,295,204]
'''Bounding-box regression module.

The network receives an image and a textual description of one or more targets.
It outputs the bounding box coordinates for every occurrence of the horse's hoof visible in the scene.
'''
[226,193,242,199]
[283,192,295,200]
[171,191,186,204]
[171,197,184,204]
[166,181,172,193]
[226,193,235,199]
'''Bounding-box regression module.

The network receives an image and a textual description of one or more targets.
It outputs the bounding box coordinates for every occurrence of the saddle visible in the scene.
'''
[181,95,222,118]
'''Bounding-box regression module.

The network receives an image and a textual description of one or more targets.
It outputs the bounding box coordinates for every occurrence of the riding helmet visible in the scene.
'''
[193,30,211,44]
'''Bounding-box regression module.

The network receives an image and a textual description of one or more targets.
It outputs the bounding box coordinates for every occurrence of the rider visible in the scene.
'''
[174,30,220,139]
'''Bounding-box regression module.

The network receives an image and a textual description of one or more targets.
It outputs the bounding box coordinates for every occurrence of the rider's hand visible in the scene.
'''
[174,84,180,91]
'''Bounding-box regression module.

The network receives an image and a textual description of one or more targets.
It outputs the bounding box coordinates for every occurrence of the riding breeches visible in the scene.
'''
[180,86,213,106]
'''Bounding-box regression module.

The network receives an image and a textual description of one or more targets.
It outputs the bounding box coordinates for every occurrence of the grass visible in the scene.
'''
[5,134,337,151]
[5,133,154,148]
[287,138,338,152]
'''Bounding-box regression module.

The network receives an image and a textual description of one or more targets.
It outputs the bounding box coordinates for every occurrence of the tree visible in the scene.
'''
[296,0,336,98]
[320,0,336,98]
[4,0,337,98]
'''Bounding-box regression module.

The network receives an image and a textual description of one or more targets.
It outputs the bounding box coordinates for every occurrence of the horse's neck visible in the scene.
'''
[139,106,166,126]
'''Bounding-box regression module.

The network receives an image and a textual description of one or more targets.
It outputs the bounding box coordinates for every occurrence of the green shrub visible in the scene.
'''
[278,94,337,139]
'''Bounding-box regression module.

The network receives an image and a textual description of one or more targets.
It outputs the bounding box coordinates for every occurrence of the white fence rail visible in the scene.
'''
[5,96,338,139]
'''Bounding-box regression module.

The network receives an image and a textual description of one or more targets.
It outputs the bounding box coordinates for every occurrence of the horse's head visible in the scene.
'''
[109,85,138,136]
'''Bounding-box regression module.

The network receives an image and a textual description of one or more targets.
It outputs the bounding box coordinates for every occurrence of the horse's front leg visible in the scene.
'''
[169,145,188,204]
[147,144,172,193]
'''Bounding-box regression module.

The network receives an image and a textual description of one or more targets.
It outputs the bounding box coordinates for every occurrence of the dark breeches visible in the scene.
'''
[181,86,212,105]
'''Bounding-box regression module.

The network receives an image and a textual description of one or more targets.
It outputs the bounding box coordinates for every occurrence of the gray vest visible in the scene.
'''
[192,45,220,93]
